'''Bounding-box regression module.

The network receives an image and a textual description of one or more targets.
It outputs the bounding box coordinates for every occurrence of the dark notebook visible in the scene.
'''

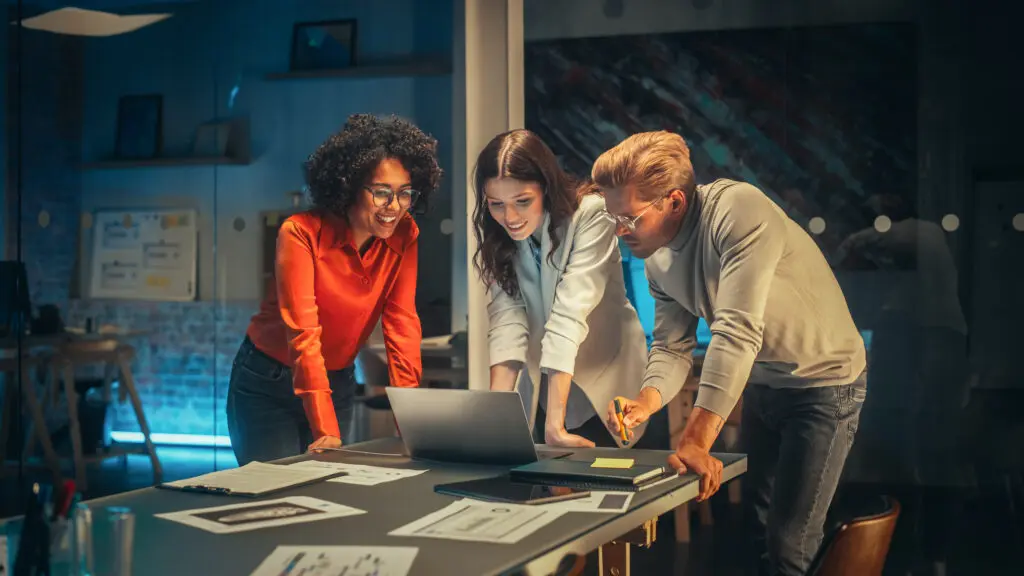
[509,459,674,492]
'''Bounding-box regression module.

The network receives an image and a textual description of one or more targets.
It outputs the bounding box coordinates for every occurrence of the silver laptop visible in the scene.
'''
[385,388,572,466]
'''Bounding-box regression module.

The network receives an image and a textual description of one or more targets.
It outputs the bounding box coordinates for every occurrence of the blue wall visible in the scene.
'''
[621,242,711,349]
[79,0,452,307]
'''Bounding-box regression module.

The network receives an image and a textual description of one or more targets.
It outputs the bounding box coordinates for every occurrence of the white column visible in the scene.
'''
[452,0,524,390]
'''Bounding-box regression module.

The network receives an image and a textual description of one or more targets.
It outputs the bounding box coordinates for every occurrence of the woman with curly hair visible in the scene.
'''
[473,129,653,449]
[227,114,442,465]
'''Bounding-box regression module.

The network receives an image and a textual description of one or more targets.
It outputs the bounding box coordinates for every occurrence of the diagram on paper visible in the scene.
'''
[249,546,418,576]
[389,501,565,544]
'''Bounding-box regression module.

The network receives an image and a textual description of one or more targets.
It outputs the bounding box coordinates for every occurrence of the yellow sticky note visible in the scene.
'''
[591,458,634,469]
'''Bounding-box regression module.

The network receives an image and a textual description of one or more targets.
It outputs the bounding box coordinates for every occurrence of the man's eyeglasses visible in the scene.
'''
[601,190,674,233]
[366,187,419,210]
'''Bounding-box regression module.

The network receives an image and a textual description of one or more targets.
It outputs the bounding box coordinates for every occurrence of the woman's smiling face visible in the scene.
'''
[484,177,545,241]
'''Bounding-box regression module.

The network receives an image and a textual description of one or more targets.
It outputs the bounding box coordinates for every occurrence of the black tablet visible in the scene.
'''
[434,475,591,505]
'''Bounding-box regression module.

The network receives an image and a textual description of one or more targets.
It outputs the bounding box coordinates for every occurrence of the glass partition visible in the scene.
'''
[2,0,455,515]
[523,1,1021,573]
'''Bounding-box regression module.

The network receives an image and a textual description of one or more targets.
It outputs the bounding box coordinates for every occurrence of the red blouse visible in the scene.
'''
[246,210,422,439]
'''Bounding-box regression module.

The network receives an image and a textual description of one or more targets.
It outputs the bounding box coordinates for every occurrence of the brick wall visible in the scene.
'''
[8,32,82,308]
[65,300,256,436]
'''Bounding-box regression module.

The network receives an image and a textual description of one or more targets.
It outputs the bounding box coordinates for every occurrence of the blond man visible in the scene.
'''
[593,131,867,576]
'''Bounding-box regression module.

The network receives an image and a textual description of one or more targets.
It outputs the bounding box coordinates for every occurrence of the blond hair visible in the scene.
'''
[591,131,696,201]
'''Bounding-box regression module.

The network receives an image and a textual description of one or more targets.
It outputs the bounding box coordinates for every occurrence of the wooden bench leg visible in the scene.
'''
[117,352,163,484]
[61,361,89,492]
[22,366,64,483]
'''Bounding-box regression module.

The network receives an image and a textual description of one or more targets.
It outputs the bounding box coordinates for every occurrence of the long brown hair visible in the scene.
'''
[472,129,581,298]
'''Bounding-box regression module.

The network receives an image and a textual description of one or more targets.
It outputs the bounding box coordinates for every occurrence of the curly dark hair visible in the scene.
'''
[304,114,442,217]
[472,129,586,299]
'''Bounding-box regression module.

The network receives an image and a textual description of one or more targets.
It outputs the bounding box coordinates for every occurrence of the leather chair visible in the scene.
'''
[805,495,901,576]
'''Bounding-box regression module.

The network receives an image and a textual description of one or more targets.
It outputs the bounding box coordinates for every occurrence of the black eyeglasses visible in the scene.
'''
[365,187,420,210]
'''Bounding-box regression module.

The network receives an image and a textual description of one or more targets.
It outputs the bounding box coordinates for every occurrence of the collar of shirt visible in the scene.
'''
[669,185,702,252]
[321,210,407,255]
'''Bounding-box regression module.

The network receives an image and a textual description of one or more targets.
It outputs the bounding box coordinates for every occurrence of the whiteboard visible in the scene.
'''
[88,209,198,301]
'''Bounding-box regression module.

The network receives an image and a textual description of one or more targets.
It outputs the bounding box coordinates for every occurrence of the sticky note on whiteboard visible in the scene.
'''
[591,458,634,469]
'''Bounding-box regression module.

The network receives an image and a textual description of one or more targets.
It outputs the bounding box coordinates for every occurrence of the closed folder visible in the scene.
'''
[509,459,673,491]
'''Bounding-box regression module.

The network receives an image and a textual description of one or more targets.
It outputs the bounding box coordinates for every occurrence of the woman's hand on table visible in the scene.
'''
[307,435,342,452]
[544,426,596,448]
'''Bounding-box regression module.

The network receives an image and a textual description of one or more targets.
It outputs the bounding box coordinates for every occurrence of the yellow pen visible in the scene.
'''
[614,397,630,445]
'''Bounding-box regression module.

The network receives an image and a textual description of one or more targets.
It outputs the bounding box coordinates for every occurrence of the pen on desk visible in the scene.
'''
[613,398,630,445]
[278,551,304,576]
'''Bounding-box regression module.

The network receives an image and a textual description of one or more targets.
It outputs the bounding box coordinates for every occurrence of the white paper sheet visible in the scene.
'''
[388,501,565,544]
[538,491,635,513]
[289,460,427,486]
[155,496,365,534]
[161,461,341,496]
[249,546,418,576]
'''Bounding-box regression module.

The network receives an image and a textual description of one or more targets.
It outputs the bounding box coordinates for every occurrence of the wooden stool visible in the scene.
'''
[46,340,162,491]
[0,349,63,482]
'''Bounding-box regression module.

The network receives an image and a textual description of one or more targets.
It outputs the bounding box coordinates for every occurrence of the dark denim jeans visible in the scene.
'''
[226,336,356,466]
[741,374,867,576]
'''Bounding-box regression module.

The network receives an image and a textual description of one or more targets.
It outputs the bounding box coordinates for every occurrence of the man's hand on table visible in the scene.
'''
[668,442,723,501]
[669,407,726,501]
[307,435,342,452]
[605,388,662,442]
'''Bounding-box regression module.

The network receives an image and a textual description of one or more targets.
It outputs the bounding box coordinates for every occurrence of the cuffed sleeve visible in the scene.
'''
[640,276,698,408]
[487,281,529,366]
[695,183,786,419]
[276,221,338,439]
[540,199,620,376]
[381,234,422,388]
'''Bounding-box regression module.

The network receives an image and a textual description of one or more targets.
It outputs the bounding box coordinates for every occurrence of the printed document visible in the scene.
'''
[161,461,342,496]
[539,491,634,513]
[249,546,418,576]
[155,496,365,534]
[388,501,565,544]
[289,460,427,487]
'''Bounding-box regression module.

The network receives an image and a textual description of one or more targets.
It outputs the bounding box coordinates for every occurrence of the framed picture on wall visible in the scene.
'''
[289,19,357,71]
[115,94,163,159]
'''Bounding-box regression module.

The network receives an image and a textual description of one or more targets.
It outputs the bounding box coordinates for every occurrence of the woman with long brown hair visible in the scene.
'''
[472,129,650,448]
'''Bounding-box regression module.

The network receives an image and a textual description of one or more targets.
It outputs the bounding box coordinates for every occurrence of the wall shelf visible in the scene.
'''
[80,156,251,170]
[265,59,451,81]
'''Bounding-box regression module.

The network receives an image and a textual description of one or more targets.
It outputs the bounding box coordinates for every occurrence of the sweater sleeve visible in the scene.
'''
[640,275,699,407]
[695,183,786,418]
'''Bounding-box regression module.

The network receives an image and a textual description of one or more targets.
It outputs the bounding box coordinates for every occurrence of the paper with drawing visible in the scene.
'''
[249,546,418,576]
[289,460,427,486]
[155,496,364,534]
[388,501,564,544]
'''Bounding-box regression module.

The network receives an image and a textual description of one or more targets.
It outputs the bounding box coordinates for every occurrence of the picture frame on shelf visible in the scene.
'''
[289,18,357,71]
[192,121,232,157]
[115,94,162,159]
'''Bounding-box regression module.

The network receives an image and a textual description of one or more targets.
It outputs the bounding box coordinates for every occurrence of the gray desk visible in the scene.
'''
[73,438,746,575]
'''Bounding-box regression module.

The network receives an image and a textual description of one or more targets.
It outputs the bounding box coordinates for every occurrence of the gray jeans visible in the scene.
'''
[741,375,867,576]
[226,337,356,466]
